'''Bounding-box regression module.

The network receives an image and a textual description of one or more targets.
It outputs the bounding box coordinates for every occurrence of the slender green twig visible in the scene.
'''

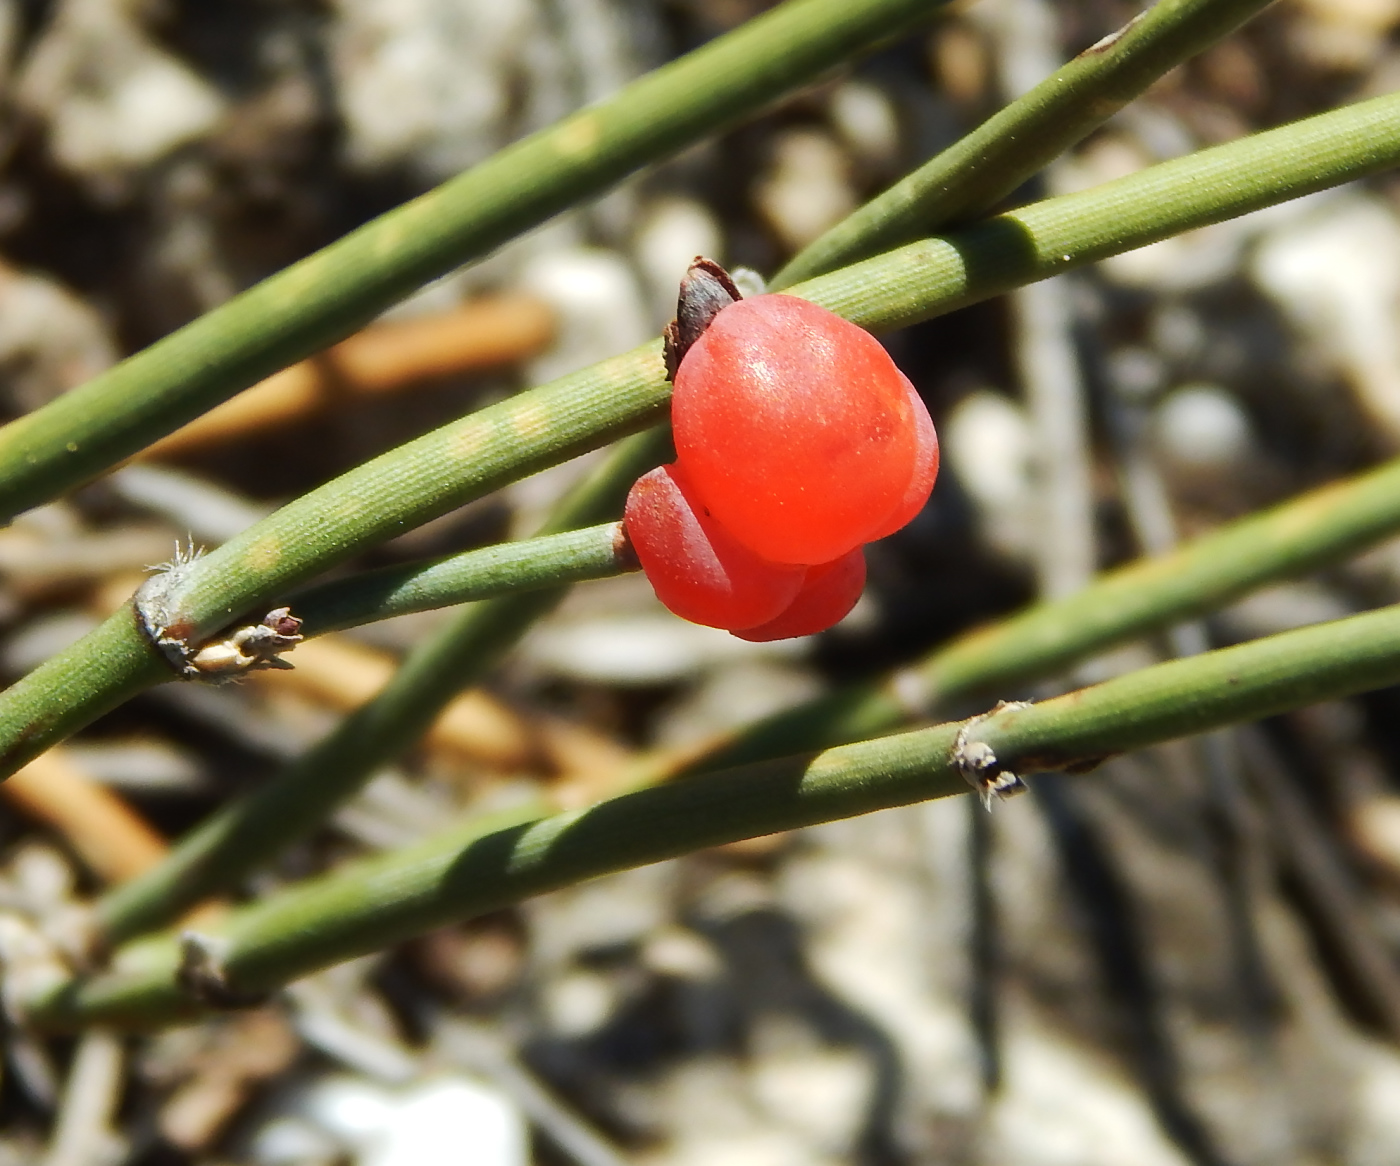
[33,598,1400,1031]
[774,0,1280,287]
[797,88,1400,334]
[0,347,669,778]
[682,452,1400,772]
[5,89,1400,779]
[93,430,668,945]
[286,521,634,637]
[0,0,947,524]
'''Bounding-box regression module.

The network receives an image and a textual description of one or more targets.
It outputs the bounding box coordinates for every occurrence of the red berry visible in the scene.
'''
[626,262,941,641]
[623,463,805,630]
[731,548,867,642]
[673,294,929,565]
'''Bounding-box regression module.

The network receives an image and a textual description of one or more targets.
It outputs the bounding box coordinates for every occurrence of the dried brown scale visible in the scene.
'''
[135,546,304,681]
[610,520,640,571]
[662,257,744,380]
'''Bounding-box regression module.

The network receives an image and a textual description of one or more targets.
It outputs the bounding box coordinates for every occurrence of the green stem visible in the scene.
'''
[0,347,668,778]
[774,0,1279,286]
[0,0,946,523]
[35,599,1400,1030]
[287,521,634,637]
[5,89,1400,779]
[687,451,1400,773]
[796,89,1400,335]
[93,430,667,945]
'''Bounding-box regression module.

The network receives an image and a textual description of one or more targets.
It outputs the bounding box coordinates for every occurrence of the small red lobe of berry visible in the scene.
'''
[623,463,805,631]
[731,548,867,642]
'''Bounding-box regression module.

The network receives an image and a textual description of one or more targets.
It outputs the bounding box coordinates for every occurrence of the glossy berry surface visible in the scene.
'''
[623,463,805,631]
[731,548,866,642]
[673,294,931,565]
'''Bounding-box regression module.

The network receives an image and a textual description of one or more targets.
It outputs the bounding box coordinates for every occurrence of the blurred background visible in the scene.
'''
[7,0,1400,1163]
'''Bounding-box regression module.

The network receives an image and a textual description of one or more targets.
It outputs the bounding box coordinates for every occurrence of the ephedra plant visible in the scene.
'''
[1,0,1400,1039]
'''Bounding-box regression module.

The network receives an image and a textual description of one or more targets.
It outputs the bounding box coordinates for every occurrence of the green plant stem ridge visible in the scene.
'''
[95,436,1400,942]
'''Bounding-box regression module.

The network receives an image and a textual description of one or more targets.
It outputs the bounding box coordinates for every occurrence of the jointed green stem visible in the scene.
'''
[93,430,668,945]
[775,0,1279,286]
[35,598,1400,1030]
[0,0,948,524]
[5,89,1400,778]
[0,347,669,778]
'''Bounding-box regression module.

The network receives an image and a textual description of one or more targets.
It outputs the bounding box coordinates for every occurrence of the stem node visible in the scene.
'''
[177,932,266,1010]
[954,700,1034,808]
[136,557,304,683]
